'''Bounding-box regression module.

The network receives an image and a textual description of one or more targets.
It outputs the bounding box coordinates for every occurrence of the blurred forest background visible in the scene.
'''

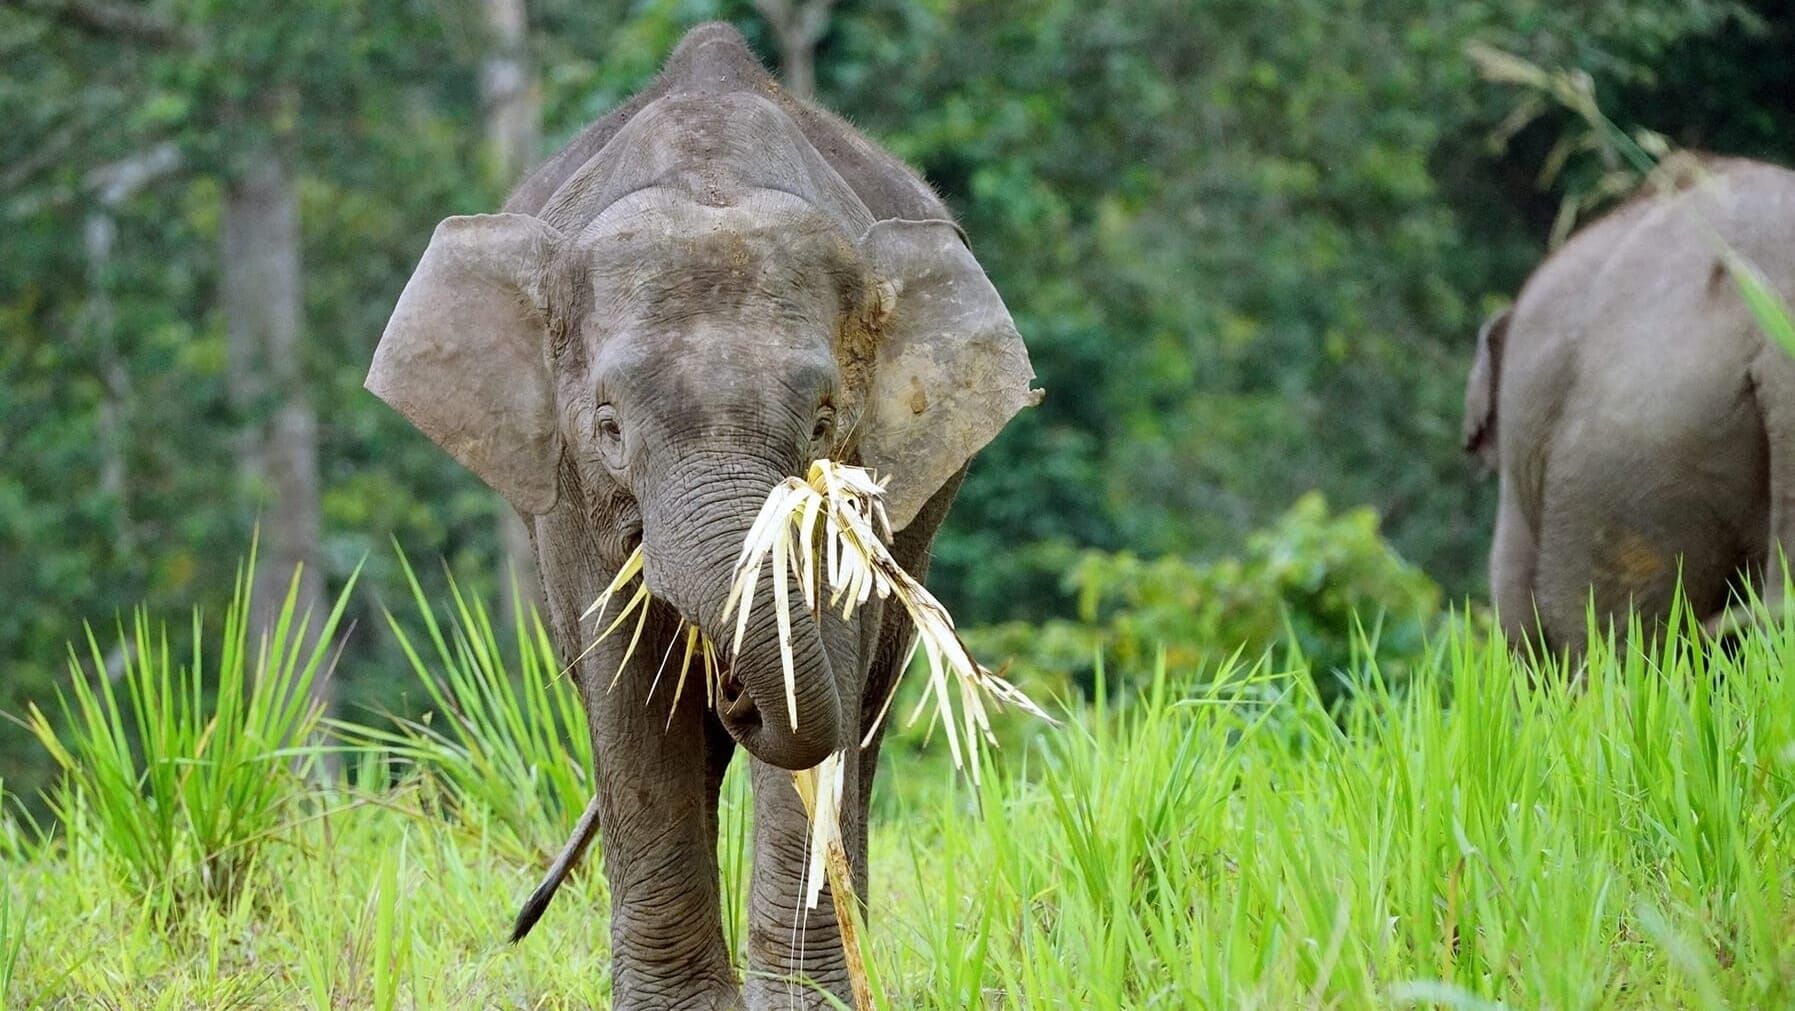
[3,0,1793,801]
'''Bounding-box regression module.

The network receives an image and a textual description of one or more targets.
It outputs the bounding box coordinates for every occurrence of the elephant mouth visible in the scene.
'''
[592,575,780,744]
[716,666,758,723]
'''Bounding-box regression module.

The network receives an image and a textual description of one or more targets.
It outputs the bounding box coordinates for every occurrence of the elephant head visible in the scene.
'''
[1462,307,1511,471]
[366,181,1036,770]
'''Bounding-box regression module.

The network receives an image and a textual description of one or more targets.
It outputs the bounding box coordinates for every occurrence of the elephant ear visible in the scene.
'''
[855,219,1041,531]
[1462,307,1510,470]
[367,214,566,514]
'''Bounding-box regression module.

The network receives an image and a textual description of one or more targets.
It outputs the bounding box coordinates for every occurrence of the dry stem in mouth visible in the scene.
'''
[721,459,1055,783]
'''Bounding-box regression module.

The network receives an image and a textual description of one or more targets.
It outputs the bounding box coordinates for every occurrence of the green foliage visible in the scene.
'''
[25,557,358,918]
[0,0,494,808]
[823,0,1781,621]
[291,821,423,1009]
[0,887,19,1009]
[0,784,25,864]
[369,838,412,1011]
[4,0,1795,819]
[970,493,1444,702]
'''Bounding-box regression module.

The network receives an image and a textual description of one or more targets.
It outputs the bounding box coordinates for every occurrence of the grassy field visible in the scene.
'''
[3,574,1794,1009]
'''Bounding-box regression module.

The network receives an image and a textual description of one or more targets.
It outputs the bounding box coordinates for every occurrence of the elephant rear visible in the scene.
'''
[1476,157,1795,654]
[1527,432,1765,651]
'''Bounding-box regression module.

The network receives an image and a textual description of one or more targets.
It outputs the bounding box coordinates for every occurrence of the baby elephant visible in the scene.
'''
[367,22,1036,1011]
[1465,157,1795,657]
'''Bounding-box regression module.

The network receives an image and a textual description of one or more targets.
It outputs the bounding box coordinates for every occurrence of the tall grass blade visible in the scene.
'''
[1725,250,1795,359]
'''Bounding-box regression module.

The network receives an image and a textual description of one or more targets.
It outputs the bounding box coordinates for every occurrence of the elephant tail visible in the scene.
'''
[510,791,603,943]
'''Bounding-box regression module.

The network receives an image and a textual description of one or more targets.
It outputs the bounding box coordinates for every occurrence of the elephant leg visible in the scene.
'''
[1757,347,1795,609]
[741,746,861,1010]
[530,495,739,1008]
[1710,348,1795,636]
[1492,474,1590,681]
[585,606,740,1010]
[1768,377,1795,613]
[1490,478,1542,649]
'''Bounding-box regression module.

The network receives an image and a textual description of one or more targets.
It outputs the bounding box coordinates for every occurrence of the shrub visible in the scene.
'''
[969,493,1445,703]
[25,558,356,918]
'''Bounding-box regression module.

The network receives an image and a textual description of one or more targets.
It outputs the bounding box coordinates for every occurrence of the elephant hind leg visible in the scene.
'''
[1534,491,1743,660]
[1730,344,1795,626]
[1491,478,1548,654]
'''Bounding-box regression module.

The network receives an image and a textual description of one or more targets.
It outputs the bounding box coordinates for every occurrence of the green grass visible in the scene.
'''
[22,554,357,924]
[337,549,594,866]
[3,582,1794,1009]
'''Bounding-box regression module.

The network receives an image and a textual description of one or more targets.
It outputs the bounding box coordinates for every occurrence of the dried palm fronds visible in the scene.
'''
[579,460,1053,775]
[579,547,650,689]
[578,548,721,725]
[722,459,1055,784]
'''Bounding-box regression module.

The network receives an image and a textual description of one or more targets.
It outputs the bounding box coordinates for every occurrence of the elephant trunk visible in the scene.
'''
[638,452,842,771]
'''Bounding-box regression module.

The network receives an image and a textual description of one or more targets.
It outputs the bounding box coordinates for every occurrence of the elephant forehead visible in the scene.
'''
[580,192,867,337]
[595,316,837,382]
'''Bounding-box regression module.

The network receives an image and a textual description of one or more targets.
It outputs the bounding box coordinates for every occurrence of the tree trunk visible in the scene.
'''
[84,209,131,555]
[481,0,538,184]
[221,118,329,719]
[83,143,182,562]
[482,0,546,631]
[753,0,836,100]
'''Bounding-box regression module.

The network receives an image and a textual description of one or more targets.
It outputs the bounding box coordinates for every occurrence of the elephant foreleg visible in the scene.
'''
[742,748,860,1010]
[586,606,740,1010]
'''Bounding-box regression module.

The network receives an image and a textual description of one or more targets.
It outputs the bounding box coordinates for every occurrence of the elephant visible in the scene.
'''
[365,22,1038,1010]
[1463,156,1795,658]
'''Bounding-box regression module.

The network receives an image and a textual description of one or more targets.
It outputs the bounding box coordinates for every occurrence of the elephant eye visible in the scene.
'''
[810,405,835,444]
[593,404,626,472]
[594,404,622,442]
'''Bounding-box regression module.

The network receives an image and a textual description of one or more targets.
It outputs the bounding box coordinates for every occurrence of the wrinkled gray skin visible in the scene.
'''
[1465,158,1795,658]
[366,23,1038,1009]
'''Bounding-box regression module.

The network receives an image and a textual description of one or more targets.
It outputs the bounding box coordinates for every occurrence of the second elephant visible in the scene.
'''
[1465,156,1795,657]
